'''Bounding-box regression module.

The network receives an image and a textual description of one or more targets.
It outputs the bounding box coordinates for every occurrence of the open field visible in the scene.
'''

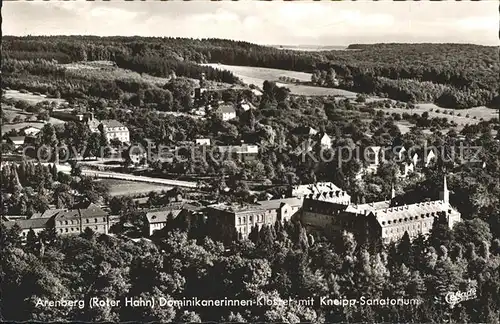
[62,61,242,91]
[377,105,497,127]
[63,61,171,86]
[202,63,358,98]
[99,179,172,197]
[2,106,65,135]
[4,89,67,106]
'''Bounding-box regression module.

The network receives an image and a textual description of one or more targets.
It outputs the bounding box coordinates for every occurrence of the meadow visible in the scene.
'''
[202,63,358,98]
[3,89,67,106]
[100,179,172,197]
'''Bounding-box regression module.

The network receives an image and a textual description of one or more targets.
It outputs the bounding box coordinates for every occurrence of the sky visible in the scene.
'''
[3,1,498,46]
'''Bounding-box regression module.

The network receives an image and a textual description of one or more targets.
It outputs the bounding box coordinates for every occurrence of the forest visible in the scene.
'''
[4,36,498,108]
[1,202,499,322]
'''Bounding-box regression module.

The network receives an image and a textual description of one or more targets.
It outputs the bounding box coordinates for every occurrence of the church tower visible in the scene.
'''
[439,176,449,204]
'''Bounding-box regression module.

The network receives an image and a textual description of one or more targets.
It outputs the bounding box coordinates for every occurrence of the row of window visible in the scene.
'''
[59,217,106,226]
[59,226,101,233]
[381,213,440,226]
[383,223,432,236]
[237,214,266,225]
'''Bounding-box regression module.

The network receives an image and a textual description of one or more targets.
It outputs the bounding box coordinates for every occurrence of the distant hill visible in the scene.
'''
[270,45,348,52]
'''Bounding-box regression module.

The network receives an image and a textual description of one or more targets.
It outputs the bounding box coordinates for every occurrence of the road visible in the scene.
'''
[49,163,199,188]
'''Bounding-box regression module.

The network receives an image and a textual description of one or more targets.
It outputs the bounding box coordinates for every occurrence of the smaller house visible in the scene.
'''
[145,204,185,236]
[218,144,259,162]
[21,126,41,136]
[2,217,51,239]
[316,132,332,148]
[251,89,263,97]
[195,138,211,146]
[218,105,237,121]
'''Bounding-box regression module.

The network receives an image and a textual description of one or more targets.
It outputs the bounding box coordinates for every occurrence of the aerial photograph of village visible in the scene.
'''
[1,1,499,323]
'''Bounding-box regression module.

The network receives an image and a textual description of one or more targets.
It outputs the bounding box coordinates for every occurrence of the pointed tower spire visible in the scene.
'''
[391,184,396,199]
[440,175,449,203]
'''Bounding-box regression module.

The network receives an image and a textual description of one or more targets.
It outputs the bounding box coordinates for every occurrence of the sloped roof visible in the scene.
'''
[3,217,50,230]
[372,200,456,225]
[257,197,303,210]
[54,204,107,221]
[218,144,259,154]
[219,105,236,113]
[31,209,66,219]
[346,200,391,214]
[146,204,184,224]
[9,136,25,143]
[101,120,127,129]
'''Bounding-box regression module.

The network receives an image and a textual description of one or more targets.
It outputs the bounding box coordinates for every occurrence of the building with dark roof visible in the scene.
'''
[206,197,302,240]
[300,177,461,243]
[2,204,111,239]
[88,115,130,143]
[290,182,351,205]
[145,202,206,236]
[3,217,52,238]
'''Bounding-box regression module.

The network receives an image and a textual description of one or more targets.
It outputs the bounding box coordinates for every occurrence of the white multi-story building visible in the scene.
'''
[88,116,130,144]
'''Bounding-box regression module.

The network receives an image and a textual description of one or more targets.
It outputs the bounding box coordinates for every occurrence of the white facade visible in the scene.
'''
[222,111,236,121]
[23,126,41,136]
[195,138,211,146]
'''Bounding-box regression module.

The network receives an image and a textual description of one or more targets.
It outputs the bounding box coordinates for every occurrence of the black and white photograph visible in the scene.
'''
[1,0,499,322]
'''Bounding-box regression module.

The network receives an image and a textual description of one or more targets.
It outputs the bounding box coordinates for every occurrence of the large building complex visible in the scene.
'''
[301,177,460,243]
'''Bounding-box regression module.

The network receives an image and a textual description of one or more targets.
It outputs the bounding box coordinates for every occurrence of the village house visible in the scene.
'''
[316,132,332,148]
[217,104,237,121]
[206,197,302,240]
[88,114,130,144]
[217,144,259,162]
[145,203,205,236]
[21,126,41,136]
[195,138,211,146]
[425,150,437,167]
[145,205,184,236]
